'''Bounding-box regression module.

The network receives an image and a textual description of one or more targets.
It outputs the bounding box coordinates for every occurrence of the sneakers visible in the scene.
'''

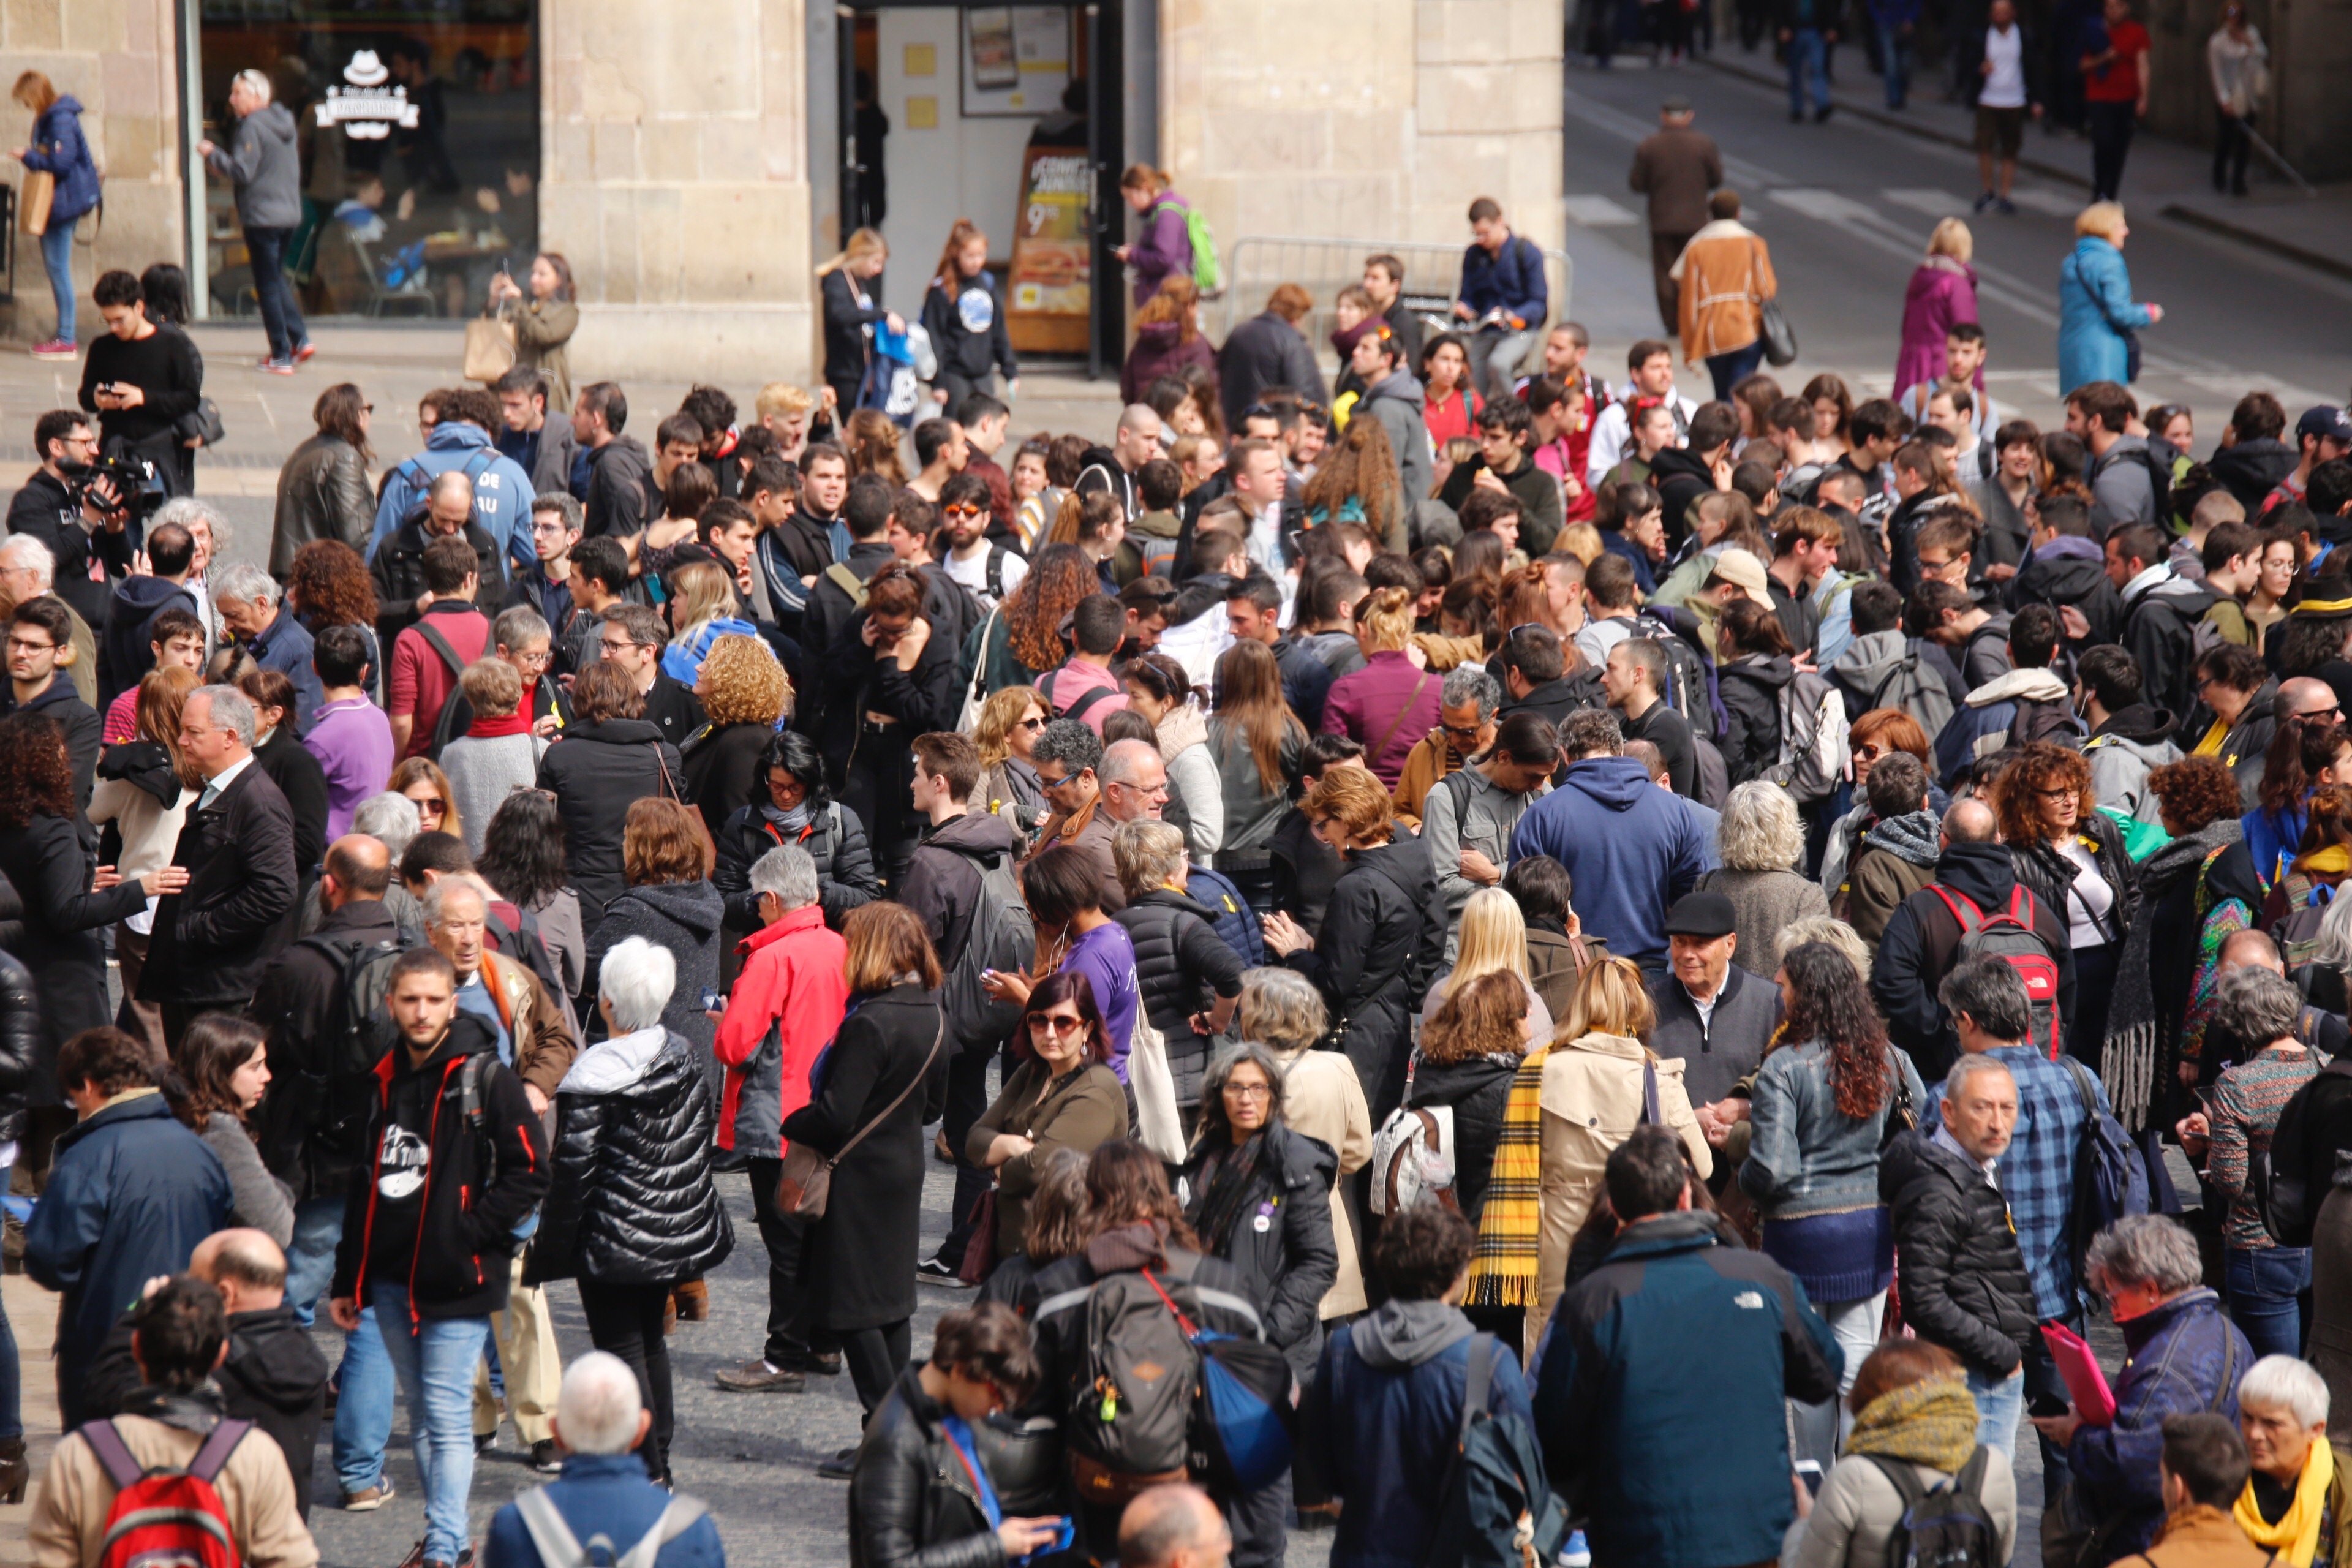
[818,1446,857,1480]
[529,1439,563,1474]
[1973,190,1997,213]
[344,1482,396,1511]
[28,339,76,361]
[715,1358,807,1393]
[292,341,317,365]
[1996,197,2018,215]
[917,1257,973,1287]
[258,356,296,375]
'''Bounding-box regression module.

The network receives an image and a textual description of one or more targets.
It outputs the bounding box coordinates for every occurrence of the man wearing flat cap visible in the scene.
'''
[1649,891,1784,1144]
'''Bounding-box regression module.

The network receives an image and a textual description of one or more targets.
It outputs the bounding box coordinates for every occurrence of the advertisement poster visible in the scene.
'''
[968,8,1019,89]
[1006,147,1091,353]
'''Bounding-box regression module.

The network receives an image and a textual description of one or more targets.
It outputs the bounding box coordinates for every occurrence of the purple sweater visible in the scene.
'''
[304,695,395,839]
[1062,919,1142,1082]
[1319,650,1444,787]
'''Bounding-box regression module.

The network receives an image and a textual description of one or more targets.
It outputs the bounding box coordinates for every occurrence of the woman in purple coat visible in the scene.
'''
[1893,217,1981,400]
[1120,276,1217,404]
[1114,164,1195,309]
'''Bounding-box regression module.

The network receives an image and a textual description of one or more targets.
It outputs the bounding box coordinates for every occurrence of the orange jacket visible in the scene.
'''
[1673,221,1776,364]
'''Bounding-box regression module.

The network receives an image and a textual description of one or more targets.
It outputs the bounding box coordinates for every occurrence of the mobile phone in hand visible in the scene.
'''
[2029,1392,2070,1420]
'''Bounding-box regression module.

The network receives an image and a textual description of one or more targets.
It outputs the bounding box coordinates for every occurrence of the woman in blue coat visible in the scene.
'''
[11,74,101,360]
[2057,202,2162,395]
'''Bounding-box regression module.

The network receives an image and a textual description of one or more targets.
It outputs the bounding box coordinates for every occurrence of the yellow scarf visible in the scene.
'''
[1465,1044,1547,1307]
[2235,1436,2334,1567]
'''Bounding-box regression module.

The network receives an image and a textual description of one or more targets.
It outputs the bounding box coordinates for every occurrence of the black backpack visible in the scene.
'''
[300,932,409,1161]
[1419,1335,1567,1568]
[1631,613,1720,741]
[936,843,1036,1051]
[2255,1054,2352,1247]
[1862,1446,2003,1568]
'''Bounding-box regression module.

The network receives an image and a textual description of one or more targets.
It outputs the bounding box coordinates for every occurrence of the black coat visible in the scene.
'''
[536,719,686,914]
[2009,807,2138,949]
[1880,1130,2038,1378]
[6,470,135,630]
[713,799,881,934]
[83,1303,329,1518]
[253,723,329,882]
[822,269,886,397]
[682,720,774,843]
[1282,835,1443,1118]
[1717,654,1795,786]
[531,1031,734,1287]
[849,1366,1014,1568]
[641,670,707,754]
[1114,889,1248,1107]
[582,434,655,540]
[819,606,965,786]
[246,897,407,1200]
[1268,806,1345,938]
[138,760,300,1007]
[1406,1051,1522,1224]
[780,985,944,1330]
[0,811,143,1096]
[369,517,507,647]
[0,949,39,1139]
[1217,311,1327,430]
[1178,1123,1339,1381]
[583,880,724,1058]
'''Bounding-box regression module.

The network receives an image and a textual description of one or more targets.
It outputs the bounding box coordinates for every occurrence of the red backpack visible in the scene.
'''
[81,1417,251,1568]
[1931,885,2064,1058]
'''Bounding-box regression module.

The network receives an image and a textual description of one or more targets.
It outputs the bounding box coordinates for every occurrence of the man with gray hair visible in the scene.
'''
[198,69,306,372]
[1393,663,1500,825]
[713,843,851,1392]
[213,559,323,731]
[1031,717,1126,913]
[1099,736,1171,827]
[481,1351,725,1568]
[138,684,297,1049]
[1883,1043,2037,1458]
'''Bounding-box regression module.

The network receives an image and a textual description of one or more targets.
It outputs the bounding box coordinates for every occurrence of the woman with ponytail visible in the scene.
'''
[1318,586,1444,787]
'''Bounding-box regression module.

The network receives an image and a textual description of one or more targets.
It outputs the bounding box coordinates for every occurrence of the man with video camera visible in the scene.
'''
[6,409,140,631]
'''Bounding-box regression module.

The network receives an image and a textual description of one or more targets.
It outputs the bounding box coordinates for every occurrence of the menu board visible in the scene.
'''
[1006,147,1091,353]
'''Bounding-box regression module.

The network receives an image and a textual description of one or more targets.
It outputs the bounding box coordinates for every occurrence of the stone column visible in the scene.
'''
[545,0,818,386]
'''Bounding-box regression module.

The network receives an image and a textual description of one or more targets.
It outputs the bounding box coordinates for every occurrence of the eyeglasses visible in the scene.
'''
[1441,722,1486,743]
[5,636,56,654]
[2035,785,2076,802]
[1222,1082,1273,1101]
[1853,742,1891,762]
[1030,1014,1084,1035]
[1017,717,1047,732]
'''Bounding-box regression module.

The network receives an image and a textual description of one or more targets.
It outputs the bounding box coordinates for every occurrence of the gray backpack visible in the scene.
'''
[938,844,1036,1050]
[513,1486,707,1568]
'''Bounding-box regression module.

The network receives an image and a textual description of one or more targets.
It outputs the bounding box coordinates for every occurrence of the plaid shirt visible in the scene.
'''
[1923,1043,2104,1319]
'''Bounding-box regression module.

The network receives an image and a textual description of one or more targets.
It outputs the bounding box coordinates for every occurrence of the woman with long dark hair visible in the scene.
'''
[967,971,1128,1265]
[169,1014,292,1246]
[1120,275,1215,405]
[1997,741,2138,1064]
[477,788,586,1001]
[2246,717,2352,892]
[271,384,376,571]
[823,560,963,886]
[1715,599,1799,786]
[1741,940,1924,1453]
[714,728,879,943]
[1302,412,1406,553]
[1209,640,1305,913]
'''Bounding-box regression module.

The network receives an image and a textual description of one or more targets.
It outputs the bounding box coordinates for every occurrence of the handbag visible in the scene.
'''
[18,170,52,236]
[956,605,1001,734]
[956,1186,1000,1285]
[1128,1013,1188,1162]
[1751,240,1797,366]
[772,1017,943,1219]
[176,398,227,450]
[464,317,517,383]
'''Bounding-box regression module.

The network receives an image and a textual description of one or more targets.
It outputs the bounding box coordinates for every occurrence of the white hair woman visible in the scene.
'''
[2234,1355,2346,1566]
[1241,967,1371,1324]
[529,935,734,1487]
[1700,782,1830,976]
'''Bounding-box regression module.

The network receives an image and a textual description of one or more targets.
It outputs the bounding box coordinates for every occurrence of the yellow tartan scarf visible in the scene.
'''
[1466,1044,1547,1307]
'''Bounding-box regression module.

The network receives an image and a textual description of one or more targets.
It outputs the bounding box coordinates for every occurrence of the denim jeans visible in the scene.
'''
[1875,25,1912,107]
[1967,1365,2024,1457]
[1787,29,1831,116]
[245,224,308,363]
[285,1196,344,1327]
[1707,341,1768,402]
[39,218,76,344]
[2226,1245,2312,1360]
[1468,326,1540,404]
[371,1282,491,1564]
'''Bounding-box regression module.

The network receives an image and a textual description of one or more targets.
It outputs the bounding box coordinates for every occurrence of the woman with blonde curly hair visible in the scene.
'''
[684,632,790,843]
[971,684,1050,845]
[89,665,202,1058]
[1997,741,2135,1064]
[1700,782,1831,976]
[1539,956,1711,1329]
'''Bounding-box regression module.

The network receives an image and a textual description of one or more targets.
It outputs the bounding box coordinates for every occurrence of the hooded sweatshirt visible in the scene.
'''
[1351,1298,1475,1370]
[1509,755,1716,968]
[2085,704,2181,826]
[99,575,200,706]
[2008,534,2122,650]
[1359,371,1434,531]
[205,102,301,229]
[1934,666,2079,783]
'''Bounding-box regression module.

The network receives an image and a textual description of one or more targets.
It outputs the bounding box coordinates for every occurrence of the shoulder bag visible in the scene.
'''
[1752,239,1798,366]
[774,1014,944,1219]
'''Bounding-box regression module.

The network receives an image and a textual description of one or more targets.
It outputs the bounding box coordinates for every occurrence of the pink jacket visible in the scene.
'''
[1319,649,1444,786]
[1893,257,1981,400]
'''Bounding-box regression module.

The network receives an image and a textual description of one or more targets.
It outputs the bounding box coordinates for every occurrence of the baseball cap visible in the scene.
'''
[1708,547,1774,606]
[1663,891,1738,940]
[2298,405,2352,445]
[1662,96,1694,115]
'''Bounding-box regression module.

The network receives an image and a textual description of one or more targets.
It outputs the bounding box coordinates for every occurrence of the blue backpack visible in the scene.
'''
[1184,865,1265,968]
[2061,1057,2152,1272]
[1421,1335,1567,1568]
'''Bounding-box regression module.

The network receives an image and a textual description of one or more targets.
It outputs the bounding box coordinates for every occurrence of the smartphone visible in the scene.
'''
[2029,1392,2071,1419]
[699,988,722,1013]
[1793,1460,1825,1498]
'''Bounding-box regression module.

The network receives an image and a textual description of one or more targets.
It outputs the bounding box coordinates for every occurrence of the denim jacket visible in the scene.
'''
[1739,1038,1926,1220]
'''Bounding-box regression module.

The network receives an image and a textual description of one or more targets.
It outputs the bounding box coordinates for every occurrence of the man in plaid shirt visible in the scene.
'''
[1921,959,2108,1475]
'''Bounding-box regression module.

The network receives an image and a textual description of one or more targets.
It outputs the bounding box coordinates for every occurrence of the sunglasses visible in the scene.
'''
[1017,717,1047,731]
[942,503,986,520]
[1030,1014,1084,1035]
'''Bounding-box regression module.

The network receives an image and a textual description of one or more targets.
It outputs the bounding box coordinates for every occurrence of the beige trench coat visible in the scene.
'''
[1273,1042,1375,1317]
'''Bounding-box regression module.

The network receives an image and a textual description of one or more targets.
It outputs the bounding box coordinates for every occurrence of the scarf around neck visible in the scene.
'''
[2236,1428,2335,1565]
[1466,1043,1548,1308]
[467,711,535,739]
[1844,1376,1980,1474]
[1193,1133,1270,1256]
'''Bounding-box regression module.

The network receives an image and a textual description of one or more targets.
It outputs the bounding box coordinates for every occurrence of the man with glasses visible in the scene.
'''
[0,533,99,707]
[1028,718,1126,913]
[8,410,135,631]
[597,601,705,750]
[936,471,1024,611]
[1393,665,1499,826]
[493,606,564,734]
[2,595,100,803]
[502,494,581,666]
[1422,711,1558,957]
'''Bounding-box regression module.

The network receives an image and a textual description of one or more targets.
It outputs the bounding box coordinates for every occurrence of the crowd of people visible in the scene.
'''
[10,140,2352,1568]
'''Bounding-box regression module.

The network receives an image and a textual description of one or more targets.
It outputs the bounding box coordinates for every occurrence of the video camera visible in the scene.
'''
[68,452,168,526]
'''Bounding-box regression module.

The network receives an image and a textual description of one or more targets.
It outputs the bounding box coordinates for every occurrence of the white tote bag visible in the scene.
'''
[1127,1013,1187,1162]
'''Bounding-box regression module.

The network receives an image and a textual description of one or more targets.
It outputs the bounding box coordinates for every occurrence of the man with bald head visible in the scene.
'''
[83,1229,331,1517]
[1873,795,2076,1080]
[1118,1484,1233,1568]
[1076,404,1163,518]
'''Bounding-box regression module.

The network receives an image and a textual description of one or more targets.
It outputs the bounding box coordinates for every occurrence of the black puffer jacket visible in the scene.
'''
[712,799,881,933]
[0,948,37,1141]
[848,1365,1013,1568]
[368,516,506,644]
[1113,889,1246,1108]
[1284,836,1443,1119]
[1405,1050,1521,1224]
[530,1030,734,1287]
[1717,654,1793,786]
[535,718,686,915]
[1880,1129,2038,1377]
[1177,1123,1339,1380]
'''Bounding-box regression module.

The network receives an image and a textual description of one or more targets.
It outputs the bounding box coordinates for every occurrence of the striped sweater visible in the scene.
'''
[2207,1043,2319,1251]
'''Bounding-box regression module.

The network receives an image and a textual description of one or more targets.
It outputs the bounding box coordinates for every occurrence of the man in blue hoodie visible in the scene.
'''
[369,386,537,573]
[1509,708,1714,976]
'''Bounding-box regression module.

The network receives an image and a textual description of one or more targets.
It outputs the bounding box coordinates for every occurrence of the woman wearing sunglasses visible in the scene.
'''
[972,685,1051,850]
[966,971,1129,1271]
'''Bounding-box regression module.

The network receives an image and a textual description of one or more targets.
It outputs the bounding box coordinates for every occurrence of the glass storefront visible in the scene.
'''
[195,0,539,319]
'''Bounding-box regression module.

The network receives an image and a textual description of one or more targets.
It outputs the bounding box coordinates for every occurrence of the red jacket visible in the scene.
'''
[714,905,850,1157]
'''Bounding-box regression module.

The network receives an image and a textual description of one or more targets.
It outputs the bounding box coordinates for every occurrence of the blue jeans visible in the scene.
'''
[371,1283,491,1564]
[285,1196,343,1328]
[245,224,307,362]
[1787,29,1830,116]
[1966,1365,2024,1458]
[1875,25,1912,107]
[1707,341,1767,402]
[298,1200,397,1497]
[39,217,75,343]
[2226,1245,2312,1360]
